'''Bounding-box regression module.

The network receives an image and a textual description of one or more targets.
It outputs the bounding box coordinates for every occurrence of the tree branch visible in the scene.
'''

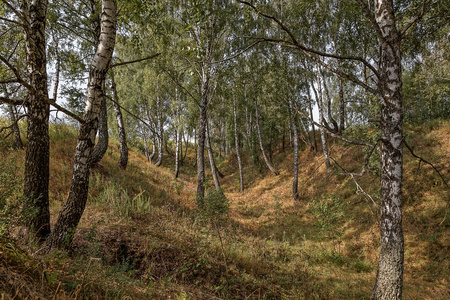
[104,94,160,139]
[403,139,449,188]
[0,0,28,27]
[400,0,432,37]
[237,0,381,85]
[108,53,161,69]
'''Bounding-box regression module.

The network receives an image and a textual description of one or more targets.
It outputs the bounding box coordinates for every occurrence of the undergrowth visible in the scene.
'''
[0,120,448,299]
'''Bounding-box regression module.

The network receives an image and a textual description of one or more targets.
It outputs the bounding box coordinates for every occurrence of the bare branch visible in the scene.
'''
[210,40,262,64]
[400,0,433,37]
[403,139,449,188]
[0,0,28,27]
[0,96,25,105]
[109,53,161,69]
[353,0,387,44]
[237,0,381,86]
[104,94,160,139]
[0,16,23,27]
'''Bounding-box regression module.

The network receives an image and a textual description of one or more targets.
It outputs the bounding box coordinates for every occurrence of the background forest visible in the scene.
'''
[0,0,449,299]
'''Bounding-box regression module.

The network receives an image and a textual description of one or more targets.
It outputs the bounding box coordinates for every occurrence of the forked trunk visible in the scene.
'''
[44,0,116,249]
[206,122,220,190]
[254,99,278,175]
[89,83,108,166]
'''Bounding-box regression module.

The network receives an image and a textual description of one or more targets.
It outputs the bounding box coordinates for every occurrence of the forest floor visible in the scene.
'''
[0,120,449,299]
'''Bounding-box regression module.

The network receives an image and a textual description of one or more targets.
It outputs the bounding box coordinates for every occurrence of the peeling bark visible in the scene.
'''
[371,0,404,298]
[45,0,116,249]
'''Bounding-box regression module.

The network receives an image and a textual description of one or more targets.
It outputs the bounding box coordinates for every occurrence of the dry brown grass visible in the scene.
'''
[0,120,449,299]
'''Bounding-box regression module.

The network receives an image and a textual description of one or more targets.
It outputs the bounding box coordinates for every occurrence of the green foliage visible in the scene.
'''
[93,180,151,218]
[311,194,347,243]
[0,158,22,238]
[202,188,229,219]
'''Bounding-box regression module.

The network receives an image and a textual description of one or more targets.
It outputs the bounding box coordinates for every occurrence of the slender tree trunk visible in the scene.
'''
[111,74,128,169]
[196,77,208,207]
[338,77,345,133]
[312,76,331,171]
[8,105,23,149]
[322,74,339,132]
[89,81,108,166]
[193,126,197,168]
[289,98,300,200]
[155,97,163,167]
[150,136,156,162]
[371,1,404,298]
[144,136,150,162]
[44,0,116,249]
[307,89,317,152]
[234,97,244,192]
[206,122,220,190]
[174,125,180,179]
[21,0,51,240]
[254,99,278,175]
[3,85,23,149]
[299,116,313,150]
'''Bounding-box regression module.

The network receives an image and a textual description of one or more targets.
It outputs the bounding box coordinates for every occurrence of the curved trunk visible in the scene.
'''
[89,85,108,166]
[289,98,300,200]
[111,75,128,169]
[45,0,116,249]
[206,122,220,190]
[371,0,404,298]
[21,0,51,240]
[234,97,244,192]
[254,99,278,175]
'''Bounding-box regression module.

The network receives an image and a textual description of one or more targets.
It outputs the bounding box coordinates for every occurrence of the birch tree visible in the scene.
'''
[45,0,117,249]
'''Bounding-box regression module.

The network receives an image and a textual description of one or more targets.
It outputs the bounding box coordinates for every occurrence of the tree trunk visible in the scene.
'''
[234,97,244,192]
[89,80,108,166]
[3,85,23,150]
[254,99,278,175]
[312,76,331,171]
[289,98,300,200]
[150,136,156,162]
[196,77,208,207]
[154,97,163,167]
[111,74,128,169]
[174,125,180,179]
[338,77,345,133]
[307,89,317,152]
[206,122,220,190]
[44,0,116,249]
[21,0,51,240]
[371,1,404,298]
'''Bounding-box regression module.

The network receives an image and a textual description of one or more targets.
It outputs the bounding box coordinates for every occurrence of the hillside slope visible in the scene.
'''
[0,120,449,299]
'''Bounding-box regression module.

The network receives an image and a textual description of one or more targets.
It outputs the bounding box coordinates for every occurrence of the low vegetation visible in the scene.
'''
[1,119,449,299]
